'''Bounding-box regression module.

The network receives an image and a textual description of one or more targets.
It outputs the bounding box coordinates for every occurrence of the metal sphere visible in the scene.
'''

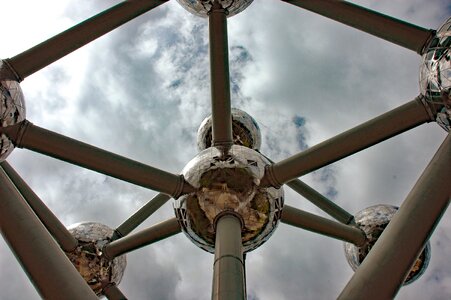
[66,222,127,296]
[419,17,451,131]
[174,145,284,253]
[176,0,253,18]
[0,79,26,161]
[197,108,262,151]
[344,205,431,285]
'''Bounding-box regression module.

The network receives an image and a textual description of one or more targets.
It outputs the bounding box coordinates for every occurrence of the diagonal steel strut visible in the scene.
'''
[0,121,195,198]
[261,97,439,188]
[338,133,450,299]
[0,0,168,81]
[282,0,434,54]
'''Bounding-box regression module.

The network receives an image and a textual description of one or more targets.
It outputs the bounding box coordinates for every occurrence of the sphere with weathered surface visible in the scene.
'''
[176,0,253,18]
[344,205,431,285]
[0,79,26,161]
[197,108,262,151]
[174,145,284,253]
[419,17,451,130]
[66,222,127,296]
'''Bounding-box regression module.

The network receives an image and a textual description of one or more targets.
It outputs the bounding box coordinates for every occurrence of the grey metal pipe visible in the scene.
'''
[338,133,450,299]
[287,179,354,224]
[264,154,354,224]
[0,161,78,252]
[111,193,171,241]
[281,205,366,246]
[0,168,97,300]
[103,283,128,300]
[103,218,181,259]
[3,0,167,81]
[282,0,433,53]
[0,121,195,198]
[209,2,233,147]
[261,97,436,187]
[212,214,246,300]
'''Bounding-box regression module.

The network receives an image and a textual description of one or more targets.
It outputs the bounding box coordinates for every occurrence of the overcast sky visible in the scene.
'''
[1,0,450,299]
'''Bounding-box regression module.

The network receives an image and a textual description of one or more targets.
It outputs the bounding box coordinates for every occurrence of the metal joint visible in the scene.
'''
[0,59,22,81]
[213,210,244,231]
[213,254,244,267]
[0,120,31,146]
[417,95,438,121]
[418,29,436,55]
[262,164,282,188]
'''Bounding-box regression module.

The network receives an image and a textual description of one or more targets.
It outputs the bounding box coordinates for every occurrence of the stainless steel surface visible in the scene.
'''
[419,17,451,131]
[197,108,262,151]
[176,0,253,18]
[0,76,25,161]
[343,204,430,285]
[174,145,284,253]
[66,222,127,296]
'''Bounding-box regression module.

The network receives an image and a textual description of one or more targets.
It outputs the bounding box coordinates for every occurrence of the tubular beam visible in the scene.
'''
[281,205,366,245]
[282,0,433,53]
[261,97,436,187]
[212,215,246,300]
[4,0,167,81]
[1,121,194,198]
[111,193,171,241]
[0,168,97,300]
[287,179,354,224]
[103,283,128,300]
[209,3,233,147]
[103,218,181,259]
[338,133,451,299]
[0,161,78,252]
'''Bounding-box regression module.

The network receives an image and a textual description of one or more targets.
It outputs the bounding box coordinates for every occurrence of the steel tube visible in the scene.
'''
[282,0,433,53]
[264,155,354,224]
[281,205,366,245]
[287,179,354,224]
[209,3,233,147]
[0,168,97,300]
[338,133,451,299]
[1,121,194,197]
[0,161,78,252]
[111,193,171,241]
[103,283,128,300]
[103,218,181,259]
[261,97,435,187]
[212,214,246,300]
[4,0,167,81]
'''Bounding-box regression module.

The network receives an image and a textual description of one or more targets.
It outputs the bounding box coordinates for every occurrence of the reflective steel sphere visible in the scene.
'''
[174,145,284,253]
[344,205,431,285]
[176,0,253,18]
[197,108,262,151]
[66,222,127,295]
[0,79,26,161]
[419,17,451,131]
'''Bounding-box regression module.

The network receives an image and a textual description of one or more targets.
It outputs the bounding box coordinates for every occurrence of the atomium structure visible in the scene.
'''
[0,1,450,299]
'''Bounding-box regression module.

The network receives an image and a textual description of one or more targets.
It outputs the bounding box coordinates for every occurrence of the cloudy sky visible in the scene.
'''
[1,0,450,299]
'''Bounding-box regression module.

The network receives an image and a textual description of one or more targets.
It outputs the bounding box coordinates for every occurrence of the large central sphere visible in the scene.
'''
[174,145,284,253]
[176,0,254,18]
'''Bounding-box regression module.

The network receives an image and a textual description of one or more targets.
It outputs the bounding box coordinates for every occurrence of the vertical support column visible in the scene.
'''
[338,133,451,299]
[0,168,97,300]
[212,214,246,300]
[209,2,233,147]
